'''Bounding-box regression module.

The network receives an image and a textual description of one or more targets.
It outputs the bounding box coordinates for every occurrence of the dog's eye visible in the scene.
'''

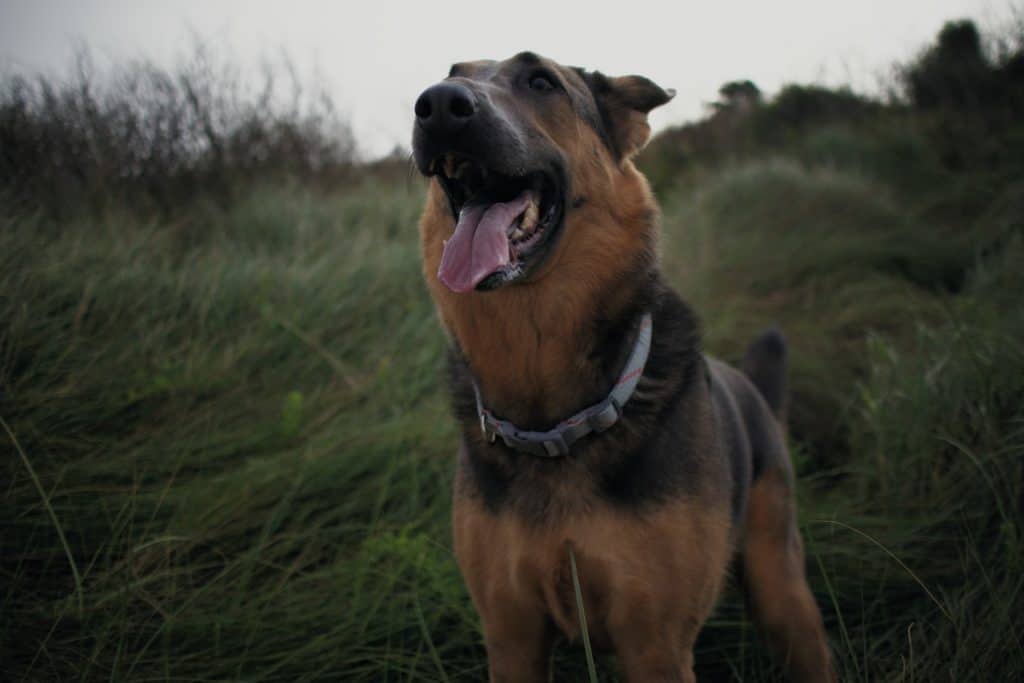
[529,73,555,92]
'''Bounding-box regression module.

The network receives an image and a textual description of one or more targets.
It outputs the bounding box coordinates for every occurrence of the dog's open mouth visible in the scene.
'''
[431,154,564,293]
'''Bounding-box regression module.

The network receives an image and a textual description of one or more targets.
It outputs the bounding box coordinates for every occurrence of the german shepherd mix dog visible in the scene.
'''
[412,52,836,683]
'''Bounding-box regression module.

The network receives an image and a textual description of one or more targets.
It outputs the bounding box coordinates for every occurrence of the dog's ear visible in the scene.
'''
[579,70,675,160]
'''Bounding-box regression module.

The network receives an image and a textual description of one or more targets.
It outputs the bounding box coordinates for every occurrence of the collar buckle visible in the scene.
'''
[541,435,570,457]
[587,398,621,433]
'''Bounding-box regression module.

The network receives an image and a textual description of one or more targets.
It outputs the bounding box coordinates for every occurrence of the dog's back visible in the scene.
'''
[706,329,792,531]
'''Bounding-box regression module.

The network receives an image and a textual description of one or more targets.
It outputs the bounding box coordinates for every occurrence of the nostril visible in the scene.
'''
[414,95,432,120]
[415,83,475,132]
[450,94,475,119]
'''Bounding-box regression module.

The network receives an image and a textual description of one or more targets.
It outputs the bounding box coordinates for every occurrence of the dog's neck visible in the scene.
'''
[428,174,659,429]
[446,268,654,430]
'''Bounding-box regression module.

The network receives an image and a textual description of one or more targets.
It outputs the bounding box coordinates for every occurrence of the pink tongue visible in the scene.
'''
[438,190,533,293]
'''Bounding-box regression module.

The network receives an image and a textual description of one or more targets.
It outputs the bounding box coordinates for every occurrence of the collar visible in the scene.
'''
[472,313,653,458]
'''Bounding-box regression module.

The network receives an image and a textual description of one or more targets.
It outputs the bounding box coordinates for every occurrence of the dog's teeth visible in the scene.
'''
[510,227,524,241]
[521,198,539,234]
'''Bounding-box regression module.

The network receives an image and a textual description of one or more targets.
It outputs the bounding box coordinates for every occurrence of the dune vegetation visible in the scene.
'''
[2,19,1023,682]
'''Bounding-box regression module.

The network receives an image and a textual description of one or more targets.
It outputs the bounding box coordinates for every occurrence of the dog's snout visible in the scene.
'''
[415,82,477,137]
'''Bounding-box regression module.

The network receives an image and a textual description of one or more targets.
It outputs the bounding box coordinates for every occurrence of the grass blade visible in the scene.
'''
[3,416,84,619]
[568,545,599,683]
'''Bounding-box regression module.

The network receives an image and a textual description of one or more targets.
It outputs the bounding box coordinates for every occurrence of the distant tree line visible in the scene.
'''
[639,18,1024,190]
[904,20,1024,111]
[3,19,1022,219]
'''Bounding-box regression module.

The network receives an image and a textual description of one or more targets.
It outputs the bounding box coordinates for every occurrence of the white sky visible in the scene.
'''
[0,0,1014,158]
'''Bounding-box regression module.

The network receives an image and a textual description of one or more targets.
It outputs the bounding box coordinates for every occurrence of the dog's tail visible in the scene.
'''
[742,327,788,421]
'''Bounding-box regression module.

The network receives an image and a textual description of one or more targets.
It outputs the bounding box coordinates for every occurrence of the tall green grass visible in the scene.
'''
[1,180,483,681]
[3,157,1023,680]
[656,157,1023,681]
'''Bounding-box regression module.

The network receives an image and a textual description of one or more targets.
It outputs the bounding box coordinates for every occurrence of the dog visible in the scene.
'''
[411,51,836,683]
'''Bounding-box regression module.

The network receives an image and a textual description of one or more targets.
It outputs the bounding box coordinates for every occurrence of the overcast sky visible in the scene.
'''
[0,0,1013,158]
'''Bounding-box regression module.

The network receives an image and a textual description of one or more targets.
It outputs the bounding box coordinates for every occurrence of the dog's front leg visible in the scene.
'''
[479,601,553,683]
[610,616,698,683]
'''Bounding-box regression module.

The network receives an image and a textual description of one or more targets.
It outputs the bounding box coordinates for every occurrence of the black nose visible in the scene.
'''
[414,82,477,137]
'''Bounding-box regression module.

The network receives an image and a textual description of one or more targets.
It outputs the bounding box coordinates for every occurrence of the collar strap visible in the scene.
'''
[473,313,653,458]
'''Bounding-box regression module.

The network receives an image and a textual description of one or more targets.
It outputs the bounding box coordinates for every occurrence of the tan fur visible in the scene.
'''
[454,477,732,682]
[742,473,837,683]
[420,117,655,427]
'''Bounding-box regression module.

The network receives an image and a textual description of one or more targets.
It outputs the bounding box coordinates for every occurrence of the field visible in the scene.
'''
[3,19,1024,682]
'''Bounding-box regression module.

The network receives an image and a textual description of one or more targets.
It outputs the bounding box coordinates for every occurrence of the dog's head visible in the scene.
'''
[413,52,674,295]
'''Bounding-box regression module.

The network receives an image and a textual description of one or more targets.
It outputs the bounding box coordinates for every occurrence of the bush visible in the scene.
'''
[660,159,959,460]
[902,20,994,110]
[0,46,357,218]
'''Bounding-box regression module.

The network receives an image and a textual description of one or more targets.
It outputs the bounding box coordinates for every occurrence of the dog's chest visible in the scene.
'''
[511,527,619,648]
[473,505,697,647]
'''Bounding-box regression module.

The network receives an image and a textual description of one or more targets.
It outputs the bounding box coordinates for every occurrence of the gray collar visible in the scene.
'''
[472,313,653,458]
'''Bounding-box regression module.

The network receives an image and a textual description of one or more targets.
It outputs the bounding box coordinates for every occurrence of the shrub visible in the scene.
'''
[0,46,357,218]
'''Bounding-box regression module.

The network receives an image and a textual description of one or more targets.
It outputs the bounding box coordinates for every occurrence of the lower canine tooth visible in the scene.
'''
[521,200,539,233]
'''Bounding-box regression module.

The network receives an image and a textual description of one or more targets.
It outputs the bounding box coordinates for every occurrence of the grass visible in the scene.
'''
[656,154,1024,681]
[1,180,481,681]
[3,102,1024,682]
